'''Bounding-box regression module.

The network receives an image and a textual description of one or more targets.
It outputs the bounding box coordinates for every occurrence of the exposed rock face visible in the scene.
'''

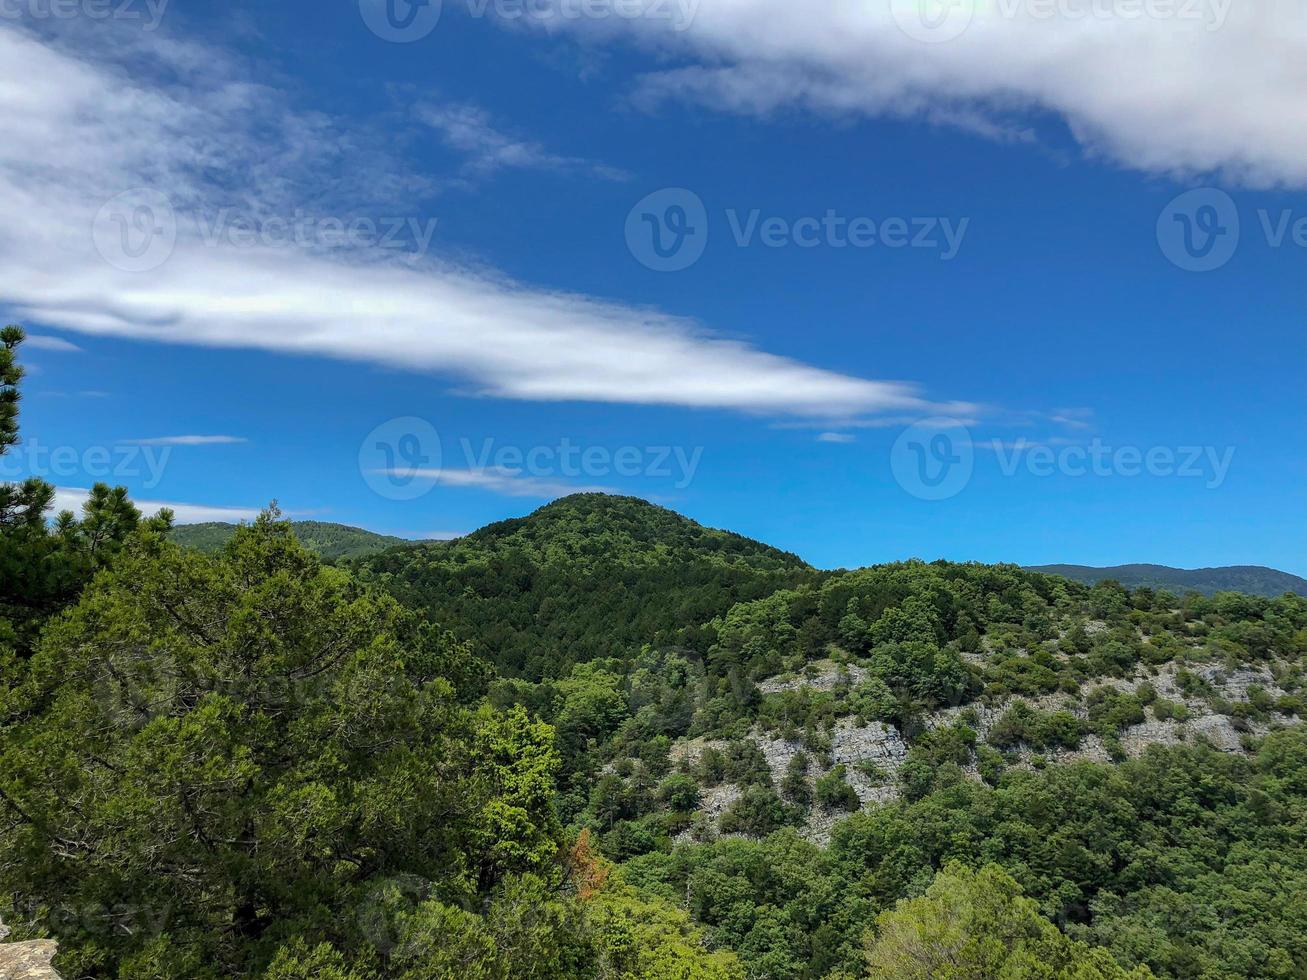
[829,718,908,803]
[692,783,743,830]
[757,660,867,695]
[670,654,1301,846]
[0,917,61,980]
[1187,713,1247,752]
[670,723,910,845]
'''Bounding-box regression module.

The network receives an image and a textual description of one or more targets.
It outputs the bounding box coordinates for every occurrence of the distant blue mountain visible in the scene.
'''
[1028,563,1307,597]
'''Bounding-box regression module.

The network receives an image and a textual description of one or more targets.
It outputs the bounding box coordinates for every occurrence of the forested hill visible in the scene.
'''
[354,494,813,678]
[347,492,1307,977]
[171,520,412,560]
[442,493,806,571]
[1029,562,1307,597]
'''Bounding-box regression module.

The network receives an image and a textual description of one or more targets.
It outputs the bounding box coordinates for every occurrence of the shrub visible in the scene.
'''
[781,752,811,805]
[699,746,727,786]
[815,765,860,811]
[719,786,792,836]
[657,773,702,813]
[989,702,1082,752]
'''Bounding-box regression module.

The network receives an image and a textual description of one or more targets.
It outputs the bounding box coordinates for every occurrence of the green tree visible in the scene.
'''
[0,325,51,529]
[0,514,559,977]
[865,862,1153,979]
[781,751,811,806]
[0,326,146,661]
[815,764,860,812]
[658,773,702,813]
[719,786,791,837]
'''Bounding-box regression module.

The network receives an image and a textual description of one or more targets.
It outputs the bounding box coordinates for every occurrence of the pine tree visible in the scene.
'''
[0,326,53,528]
[0,326,145,657]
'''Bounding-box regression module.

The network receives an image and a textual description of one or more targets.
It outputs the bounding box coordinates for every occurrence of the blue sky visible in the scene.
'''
[1,1,1304,574]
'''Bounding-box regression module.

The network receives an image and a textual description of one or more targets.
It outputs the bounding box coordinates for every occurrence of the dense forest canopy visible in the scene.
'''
[3,326,1307,978]
[353,494,811,680]
[170,521,413,561]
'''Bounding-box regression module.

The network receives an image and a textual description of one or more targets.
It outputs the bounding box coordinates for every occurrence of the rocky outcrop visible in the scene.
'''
[757,660,867,695]
[671,655,1302,846]
[0,917,60,980]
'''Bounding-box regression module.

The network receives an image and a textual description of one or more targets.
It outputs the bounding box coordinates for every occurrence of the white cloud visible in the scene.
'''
[817,431,856,443]
[53,486,264,524]
[389,466,614,498]
[126,435,247,446]
[779,414,981,430]
[1049,408,1095,430]
[0,23,963,421]
[22,334,82,352]
[419,102,629,180]
[517,0,1307,187]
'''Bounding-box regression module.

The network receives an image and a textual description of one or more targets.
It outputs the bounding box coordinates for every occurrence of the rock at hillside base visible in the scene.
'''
[0,942,60,980]
[0,916,61,980]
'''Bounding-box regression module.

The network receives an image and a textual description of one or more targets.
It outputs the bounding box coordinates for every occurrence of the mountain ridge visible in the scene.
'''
[170,520,412,561]
[168,496,1304,599]
[1027,562,1307,597]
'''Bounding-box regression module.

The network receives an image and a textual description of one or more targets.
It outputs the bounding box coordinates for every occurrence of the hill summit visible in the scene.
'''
[356,494,811,678]
[450,494,808,571]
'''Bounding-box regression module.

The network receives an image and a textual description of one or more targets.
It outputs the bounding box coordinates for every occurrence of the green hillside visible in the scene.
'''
[9,488,1307,979]
[171,520,413,561]
[1029,562,1307,597]
[354,494,812,679]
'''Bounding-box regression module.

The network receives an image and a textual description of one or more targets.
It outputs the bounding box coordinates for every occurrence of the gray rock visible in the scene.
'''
[0,917,61,980]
